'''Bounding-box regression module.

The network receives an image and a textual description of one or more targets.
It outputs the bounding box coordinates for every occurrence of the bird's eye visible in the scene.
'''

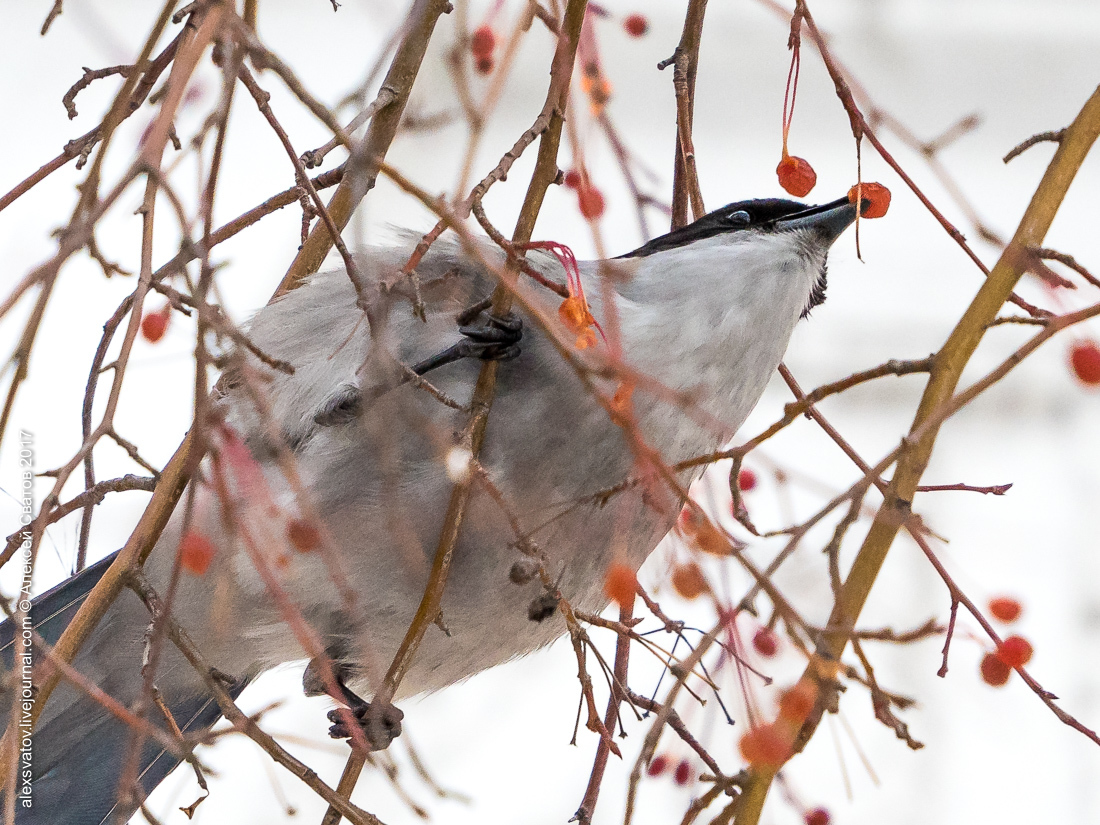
[726,210,751,226]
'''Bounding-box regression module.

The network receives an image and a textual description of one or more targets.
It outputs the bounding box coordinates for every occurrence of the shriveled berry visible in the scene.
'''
[847,181,891,218]
[141,305,171,343]
[673,759,691,786]
[1070,340,1100,386]
[610,382,633,415]
[996,635,1033,668]
[563,169,582,189]
[578,184,606,220]
[287,518,321,552]
[980,651,1012,686]
[738,468,757,492]
[509,557,541,584]
[623,13,648,37]
[988,596,1022,624]
[575,327,599,350]
[558,295,592,332]
[474,55,495,75]
[647,753,670,777]
[470,25,496,58]
[753,627,779,657]
[804,807,831,825]
[776,155,816,197]
[671,562,708,600]
[603,561,637,607]
[739,723,791,767]
[180,530,216,576]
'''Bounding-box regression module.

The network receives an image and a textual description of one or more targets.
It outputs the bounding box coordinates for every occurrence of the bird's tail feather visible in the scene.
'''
[0,552,246,824]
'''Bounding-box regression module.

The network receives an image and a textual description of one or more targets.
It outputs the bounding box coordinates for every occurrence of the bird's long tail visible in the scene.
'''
[0,552,246,825]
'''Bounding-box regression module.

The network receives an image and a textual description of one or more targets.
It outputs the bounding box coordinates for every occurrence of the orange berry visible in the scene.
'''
[603,562,637,607]
[287,518,321,553]
[804,808,831,825]
[1070,340,1100,385]
[673,758,691,786]
[752,627,778,657]
[996,635,1033,668]
[776,155,816,197]
[623,13,648,37]
[563,169,582,189]
[141,305,171,343]
[739,723,791,767]
[847,181,891,218]
[180,530,216,576]
[980,652,1012,686]
[988,596,1022,624]
[671,562,708,600]
[578,184,605,220]
[693,520,731,556]
[647,753,670,777]
[778,680,817,723]
[737,468,757,492]
[470,25,496,58]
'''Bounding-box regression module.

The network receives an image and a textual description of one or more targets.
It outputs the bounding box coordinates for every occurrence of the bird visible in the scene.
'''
[0,194,859,824]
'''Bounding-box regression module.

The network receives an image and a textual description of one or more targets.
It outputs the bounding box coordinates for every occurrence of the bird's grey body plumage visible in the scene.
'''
[3,197,852,824]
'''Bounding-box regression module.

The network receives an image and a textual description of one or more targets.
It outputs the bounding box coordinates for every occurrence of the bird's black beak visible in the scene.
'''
[775,197,858,243]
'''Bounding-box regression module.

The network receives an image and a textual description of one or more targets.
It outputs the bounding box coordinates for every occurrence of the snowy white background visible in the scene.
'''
[1,1,1099,823]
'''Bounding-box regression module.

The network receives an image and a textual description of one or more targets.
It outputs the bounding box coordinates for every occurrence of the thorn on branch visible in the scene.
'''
[1003,128,1066,163]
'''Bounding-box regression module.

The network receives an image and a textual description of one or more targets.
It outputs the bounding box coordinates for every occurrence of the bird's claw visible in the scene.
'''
[412,307,524,376]
[327,701,404,751]
[456,312,523,361]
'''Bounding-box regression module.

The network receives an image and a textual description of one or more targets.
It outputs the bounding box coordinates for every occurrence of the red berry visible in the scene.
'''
[996,635,1033,668]
[847,181,891,218]
[141,305,170,343]
[474,55,494,75]
[739,723,791,767]
[980,652,1012,686]
[673,759,691,786]
[671,562,708,600]
[1070,340,1100,386]
[753,627,778,657]
[647,753,670,777]
[578,184,605,220]
[623,13,648,37]
[470,25,496,58]
[603,562,637,607]
[737,468,757,492]
[804,808,831,825]
[287,518,321,553]
[563,169,582,189]
[776,155,816,197]
[988,596,1022,624]
[180,530,216,576]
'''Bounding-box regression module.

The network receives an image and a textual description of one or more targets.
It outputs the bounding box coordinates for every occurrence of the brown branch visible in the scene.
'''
[734,81,1100,825]
[1004,129,1066,163]
[63,64,135,119]
[126,572,385,825]
[661,0,708,228]
[277,0,452,293]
